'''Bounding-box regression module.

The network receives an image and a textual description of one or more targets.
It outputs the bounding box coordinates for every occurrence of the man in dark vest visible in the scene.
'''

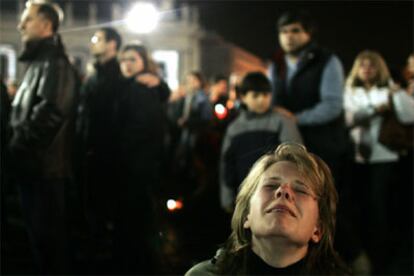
[270,11,365,271]
[270,10,348,178]
[9,1,79,273]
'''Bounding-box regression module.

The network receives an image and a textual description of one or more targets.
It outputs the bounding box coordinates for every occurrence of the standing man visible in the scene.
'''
[269,10,348,178]
[9,1,79,273]
[76,27,123,259]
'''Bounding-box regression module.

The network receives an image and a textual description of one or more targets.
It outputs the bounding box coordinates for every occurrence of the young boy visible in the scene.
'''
[219,72,303,211]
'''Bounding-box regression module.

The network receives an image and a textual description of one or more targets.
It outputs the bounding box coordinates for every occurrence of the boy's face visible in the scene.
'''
[241,91,271,114]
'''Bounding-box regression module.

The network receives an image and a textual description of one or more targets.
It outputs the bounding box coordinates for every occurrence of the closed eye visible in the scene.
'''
[263,183,279,190]
[293,187,310,195]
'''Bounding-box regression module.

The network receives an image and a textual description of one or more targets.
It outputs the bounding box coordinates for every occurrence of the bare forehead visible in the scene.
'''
[264,161,301,175]
[360,58,376,66]
[261,161,312,186]
[121,49,141,58]
[94,31,105,39]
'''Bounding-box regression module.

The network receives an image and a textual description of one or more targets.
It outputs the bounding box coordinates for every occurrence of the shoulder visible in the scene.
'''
[195,90,209,101]
[308,46,339,67]
[324,54,343,71]
[44,56,76,77]
[185,259,218,276]
[226,112,247,136]
[312,45,333,59]
[271,111,291,124]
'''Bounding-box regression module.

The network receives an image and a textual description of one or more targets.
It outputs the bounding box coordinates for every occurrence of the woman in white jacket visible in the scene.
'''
[344,50,414,274]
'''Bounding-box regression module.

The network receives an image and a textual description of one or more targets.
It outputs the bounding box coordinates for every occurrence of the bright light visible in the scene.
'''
[166,199,183,212]
[214,103,228,120]
[125,3,159,33]
[91,35,98,44]
[166,199,176,210]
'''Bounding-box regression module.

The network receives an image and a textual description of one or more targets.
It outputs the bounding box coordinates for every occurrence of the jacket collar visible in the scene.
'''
[19,34,65,62]
[243,108,272,119]
[94,57,120,76]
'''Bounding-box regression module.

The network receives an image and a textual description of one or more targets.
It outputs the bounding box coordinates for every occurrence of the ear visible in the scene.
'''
[310,225,322,243]
[40,18,53,35]
[243,214,251,229]
[107,40,117,52]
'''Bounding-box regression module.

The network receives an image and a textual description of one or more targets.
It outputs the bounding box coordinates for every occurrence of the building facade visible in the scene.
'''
[0,0,266,90]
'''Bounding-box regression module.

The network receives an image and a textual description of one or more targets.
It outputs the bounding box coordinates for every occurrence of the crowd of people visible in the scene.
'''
[1,1,413,275]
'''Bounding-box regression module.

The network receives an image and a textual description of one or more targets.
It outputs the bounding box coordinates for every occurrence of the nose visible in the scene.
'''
[276,183,294,201]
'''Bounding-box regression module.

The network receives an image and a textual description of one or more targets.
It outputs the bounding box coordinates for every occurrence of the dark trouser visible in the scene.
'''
[354,161,396,273]
[82,156,118,265]
[18,178,68,274]
[324,155,364,263]
[112,166,160,274]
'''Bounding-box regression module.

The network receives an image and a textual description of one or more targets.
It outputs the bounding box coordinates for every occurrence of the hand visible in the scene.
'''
[273,106,297,122]
[136,73,160,88]
[375,103,390,113]
[169,87,186,102]
[389,83,401,94]
[177,117,187,127]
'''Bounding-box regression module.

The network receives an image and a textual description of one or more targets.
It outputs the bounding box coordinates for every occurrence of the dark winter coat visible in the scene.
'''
[9,35,79,179]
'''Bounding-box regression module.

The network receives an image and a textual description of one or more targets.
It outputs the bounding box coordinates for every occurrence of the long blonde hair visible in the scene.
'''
[346,50,391,88]
[217,142,347,274]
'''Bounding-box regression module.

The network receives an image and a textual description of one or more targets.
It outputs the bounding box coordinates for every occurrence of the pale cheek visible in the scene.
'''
[305,205,319,226]
[121,64,131,76]
[137,62,144,73]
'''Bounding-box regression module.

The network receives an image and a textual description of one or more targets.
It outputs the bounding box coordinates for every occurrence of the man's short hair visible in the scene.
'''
[277,10,316,35]
[100,27,122,51]
[27,1,63,33]
[239,72,271,95]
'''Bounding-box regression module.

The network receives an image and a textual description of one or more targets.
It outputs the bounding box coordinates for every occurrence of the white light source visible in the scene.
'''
[166,198,183,212]
[215,103,226,115]
[125,2,160,33]
[167,199,176,210]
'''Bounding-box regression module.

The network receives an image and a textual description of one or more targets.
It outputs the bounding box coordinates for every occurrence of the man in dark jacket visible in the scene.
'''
[9,1,79,273]
[1,80,11,256]
[76,27,124,262]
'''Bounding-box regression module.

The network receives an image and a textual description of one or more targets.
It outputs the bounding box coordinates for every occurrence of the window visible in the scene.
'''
[152,50,179,90]
[0,45,17,82]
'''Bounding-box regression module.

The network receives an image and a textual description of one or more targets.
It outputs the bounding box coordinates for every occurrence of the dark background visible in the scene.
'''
[2,0,412,72]
[187,0,413,73]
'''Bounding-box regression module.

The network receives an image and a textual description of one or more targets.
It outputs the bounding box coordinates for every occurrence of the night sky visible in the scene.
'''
[188,0,413,73]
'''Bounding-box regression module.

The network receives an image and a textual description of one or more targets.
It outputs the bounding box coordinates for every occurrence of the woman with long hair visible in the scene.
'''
[110,42,170,273]
[343,50,412,273]
[186,142,348,275]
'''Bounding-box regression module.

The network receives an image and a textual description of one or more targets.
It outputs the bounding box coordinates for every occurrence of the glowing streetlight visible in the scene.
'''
[125,2,160,34]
